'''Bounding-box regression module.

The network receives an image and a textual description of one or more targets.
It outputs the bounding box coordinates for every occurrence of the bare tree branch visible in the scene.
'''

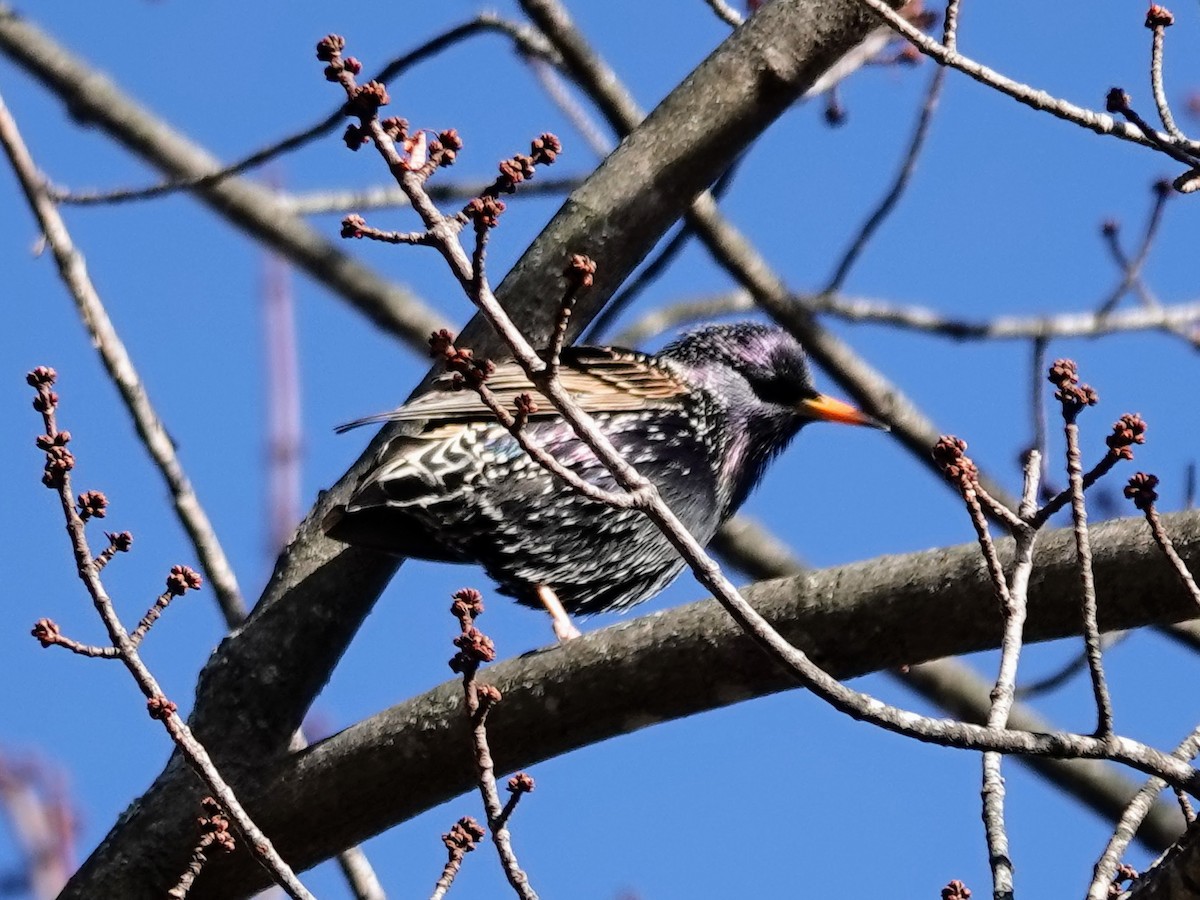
[187,509,1200,898]
[0,5,450,350]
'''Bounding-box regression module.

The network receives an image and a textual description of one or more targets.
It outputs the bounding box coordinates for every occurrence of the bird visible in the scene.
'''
[323,322,884,640]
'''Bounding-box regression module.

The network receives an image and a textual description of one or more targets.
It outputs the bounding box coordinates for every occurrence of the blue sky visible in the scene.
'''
[3,1,1200,897]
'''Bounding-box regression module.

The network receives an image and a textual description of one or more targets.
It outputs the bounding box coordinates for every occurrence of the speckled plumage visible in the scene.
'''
[324,323,875,616]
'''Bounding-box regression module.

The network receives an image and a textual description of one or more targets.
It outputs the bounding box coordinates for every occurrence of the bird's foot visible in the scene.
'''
[537,585,582,642]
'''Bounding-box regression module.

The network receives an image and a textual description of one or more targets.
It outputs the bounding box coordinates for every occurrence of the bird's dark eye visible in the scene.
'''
[746,373,815,408]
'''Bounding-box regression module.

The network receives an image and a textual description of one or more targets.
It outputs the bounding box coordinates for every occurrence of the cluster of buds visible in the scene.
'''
[450,626,496,673]
[931,436,978,492]
[491,133,562,195]
[941,881,971,900]
[340,213,369,239]
[1106,413,1147,460]
[1124,472,1159,511]
[564,253,597,291]
[147,695,178,721]
[31,618,61,648]
[442,816,486,855]
[428,329,495,389]
[40,438,74,489]
[166,564,203,597]
[507,772,535,795]
[198,797,236,853]
[1106,88,1131,115]
[29,368,74,488]
[1047,358,1098,416]
[316,33,363,82]
[95,530,134,571]
[450,587,484,620]
[449,586,496,673]
[76,490,108,521]
[465,195,506,230]
[1146,5,1174,28]
[432,128,463,167]
[513,392,540,429]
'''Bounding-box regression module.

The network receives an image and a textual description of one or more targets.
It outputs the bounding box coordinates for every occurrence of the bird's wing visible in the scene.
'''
[335,347,690,432]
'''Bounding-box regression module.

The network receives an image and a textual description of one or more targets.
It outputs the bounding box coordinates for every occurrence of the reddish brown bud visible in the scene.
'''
[26,366,57,387]
[507,772,535,794]
[429,329,455,359]
[1146,5,1174,27]
[931,436,978,489]
[77,490,108,521]
[107,531,134,552]
[315,34,345,62]
[340,214,367,239]
[477,683,503,706]
[439,128,463,152]
[147,695,177,720]
[451,587,484,617]
[42,445,75,487]
[1107,413,1147,459]
[465,195,506,229]
[942,881,971,900]
[514,393,539,418]
[342,123,369,151]
[1101,219,1119,237]
[32,391,59,413]
[31,618,60,647]
[452,627,496,665]
[348,81,389,117]
[530,132,562,165]
[564,253,597,289]
[166,564,203,596]
[381,117,409,140]
[342,56,363,75]
[1106,88,1131,114]
[1124,472,1159,510]
[442,816,486,853]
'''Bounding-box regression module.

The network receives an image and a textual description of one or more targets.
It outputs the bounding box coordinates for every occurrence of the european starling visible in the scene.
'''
[324,322,883,638]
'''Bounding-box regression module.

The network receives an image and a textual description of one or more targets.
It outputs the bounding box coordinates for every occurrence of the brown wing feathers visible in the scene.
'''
[335,347,688,433]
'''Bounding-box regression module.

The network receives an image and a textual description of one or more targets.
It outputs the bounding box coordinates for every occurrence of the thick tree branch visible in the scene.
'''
[187,510,1200,898]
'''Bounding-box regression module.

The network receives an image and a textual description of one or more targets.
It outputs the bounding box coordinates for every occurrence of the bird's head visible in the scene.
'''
[660,322,885,431]
[660,322,885,511]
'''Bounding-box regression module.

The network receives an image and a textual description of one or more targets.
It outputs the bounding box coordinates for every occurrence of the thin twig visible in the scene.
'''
[824,65,945,293]
[1097,184,1170,316]
[1128,477,1200,606]
[1014,632,1130,700]
[1148,20,1184,142]
[0,87,250,629]
[942,0,961,52]
[1087,728,1200,900]
[48,14,557,206]
[978,454,1040,900]
[1030,337,1051,496]
[279,175,579,216]
[614,288,1200,348]
[702,0,744,28]
[1064,415,1115,737]
[1,83,380,900]
[25,374,314,900]
[525,56,612,158]
[584,162,744,342]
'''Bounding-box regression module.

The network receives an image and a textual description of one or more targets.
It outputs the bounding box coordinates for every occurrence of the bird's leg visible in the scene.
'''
[536,585,581,642]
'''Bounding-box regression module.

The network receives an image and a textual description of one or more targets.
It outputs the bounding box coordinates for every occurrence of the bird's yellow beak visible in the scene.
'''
[799,394,889,430]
